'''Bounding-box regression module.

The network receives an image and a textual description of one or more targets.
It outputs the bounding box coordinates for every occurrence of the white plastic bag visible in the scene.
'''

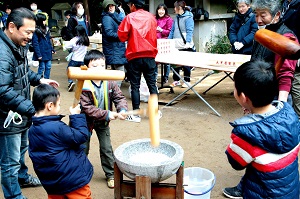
[65,52,73,62]
[128,76,150,102]
[27,51,39,68]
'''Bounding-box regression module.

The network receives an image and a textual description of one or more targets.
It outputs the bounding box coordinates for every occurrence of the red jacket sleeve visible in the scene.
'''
[276,33,299,92]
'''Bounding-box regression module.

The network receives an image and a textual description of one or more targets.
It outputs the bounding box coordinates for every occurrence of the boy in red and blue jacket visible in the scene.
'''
[223,60,299,199]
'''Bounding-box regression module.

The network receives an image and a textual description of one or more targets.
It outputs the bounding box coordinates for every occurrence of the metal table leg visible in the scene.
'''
[165,69,221,117]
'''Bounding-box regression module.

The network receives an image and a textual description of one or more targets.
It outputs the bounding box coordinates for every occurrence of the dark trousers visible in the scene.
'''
[84,125,114,179]
[172,66,191,82]
[127,57,158,110]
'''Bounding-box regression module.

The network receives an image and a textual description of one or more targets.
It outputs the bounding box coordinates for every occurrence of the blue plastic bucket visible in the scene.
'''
[184,167,216,199]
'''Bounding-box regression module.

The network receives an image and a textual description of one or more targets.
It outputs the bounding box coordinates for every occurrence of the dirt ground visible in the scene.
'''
[2,54,253,199]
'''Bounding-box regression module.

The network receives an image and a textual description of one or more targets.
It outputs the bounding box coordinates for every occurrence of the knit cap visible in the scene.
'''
[103,0,116,9]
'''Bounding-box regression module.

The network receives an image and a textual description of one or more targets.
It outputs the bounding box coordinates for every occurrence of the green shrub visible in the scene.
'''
[205,34,232,54]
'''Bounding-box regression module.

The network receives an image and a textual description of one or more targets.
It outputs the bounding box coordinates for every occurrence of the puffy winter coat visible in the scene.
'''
[0,30,41,135]
[28,114,93,195]
[32,28,55,61]
[118,9,158,61]
[226,102,299,199]
[101,11,127,65]
[228,8,258,54]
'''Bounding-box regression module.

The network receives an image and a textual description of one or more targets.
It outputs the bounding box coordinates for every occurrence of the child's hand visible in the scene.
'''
[118,112,126,120]
[69,104,81,115]
[118,111,127,120]
[109,111,118,120]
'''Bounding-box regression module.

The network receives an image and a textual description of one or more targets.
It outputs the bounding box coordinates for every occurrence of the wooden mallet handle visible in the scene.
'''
[254,29,300,75]
[254,29,300,60]
[67,66,125,108]
[67,66,125,80]
[148,94,160,147]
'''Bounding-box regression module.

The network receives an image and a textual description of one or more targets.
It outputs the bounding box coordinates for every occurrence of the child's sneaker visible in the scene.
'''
[125,114,141,123]
[181,82,191,88]
[170,81,181,87]
[107,178,114,189]
[222,186,242,199]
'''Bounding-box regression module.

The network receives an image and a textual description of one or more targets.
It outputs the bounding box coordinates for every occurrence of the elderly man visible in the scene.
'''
[0,7,58,199]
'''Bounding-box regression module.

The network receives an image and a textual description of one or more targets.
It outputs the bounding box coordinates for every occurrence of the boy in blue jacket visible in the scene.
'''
[28,84,93,198]
[223,60,299,199]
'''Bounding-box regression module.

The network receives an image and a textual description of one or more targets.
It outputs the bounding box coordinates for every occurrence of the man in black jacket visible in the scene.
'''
[0,7,58,199]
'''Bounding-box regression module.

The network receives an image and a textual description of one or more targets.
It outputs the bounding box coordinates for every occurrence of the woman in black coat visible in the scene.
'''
[228,0,258,55]
[101,0,127,87]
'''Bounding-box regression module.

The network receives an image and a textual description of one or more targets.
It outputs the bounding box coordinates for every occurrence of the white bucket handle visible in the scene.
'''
[184,175,216,196]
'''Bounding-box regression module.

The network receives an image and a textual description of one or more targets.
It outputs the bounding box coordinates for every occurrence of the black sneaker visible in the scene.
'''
[223,186,243,199]
[68,82,75,92]
[19,174,42,188]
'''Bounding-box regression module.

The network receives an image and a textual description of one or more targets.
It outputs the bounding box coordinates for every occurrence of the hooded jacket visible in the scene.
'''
[168,10,194,49]
[0,30,41,135]
[229,8,258,54]
[28,114,93,195]
[118,9,158,61]
[226,102,299,198]
[32,27,55,61]
[101,11,127,65]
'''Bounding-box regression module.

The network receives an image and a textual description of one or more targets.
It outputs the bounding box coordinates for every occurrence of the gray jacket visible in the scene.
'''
[0,30,41,134]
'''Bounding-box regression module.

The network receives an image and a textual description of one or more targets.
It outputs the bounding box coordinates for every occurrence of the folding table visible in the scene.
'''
[155,48,251,116]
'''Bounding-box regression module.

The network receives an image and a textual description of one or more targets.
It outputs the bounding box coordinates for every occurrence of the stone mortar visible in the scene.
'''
[114,138,184,183]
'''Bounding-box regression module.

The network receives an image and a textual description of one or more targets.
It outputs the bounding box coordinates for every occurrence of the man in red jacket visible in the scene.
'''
[118,0,158,123]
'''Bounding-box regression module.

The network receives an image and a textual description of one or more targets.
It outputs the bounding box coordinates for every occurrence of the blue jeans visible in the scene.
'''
[67,60,84,83]
[0,130,29,199]
[127,58,158,110]
[163,64,170,81]
[37,60,52,79]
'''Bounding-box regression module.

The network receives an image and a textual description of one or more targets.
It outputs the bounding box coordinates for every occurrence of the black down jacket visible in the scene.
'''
[0,30,41,135]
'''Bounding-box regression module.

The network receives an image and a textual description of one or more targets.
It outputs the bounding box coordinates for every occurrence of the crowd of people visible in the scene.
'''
[0,0,299,198]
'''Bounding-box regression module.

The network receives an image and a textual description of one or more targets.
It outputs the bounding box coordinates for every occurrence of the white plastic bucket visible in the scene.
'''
[184,167,216,199]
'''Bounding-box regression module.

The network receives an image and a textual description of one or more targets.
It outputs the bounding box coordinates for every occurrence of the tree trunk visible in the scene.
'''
[83,0,90,24]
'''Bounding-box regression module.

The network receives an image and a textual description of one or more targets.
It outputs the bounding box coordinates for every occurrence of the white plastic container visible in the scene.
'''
[184,167,215,199]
